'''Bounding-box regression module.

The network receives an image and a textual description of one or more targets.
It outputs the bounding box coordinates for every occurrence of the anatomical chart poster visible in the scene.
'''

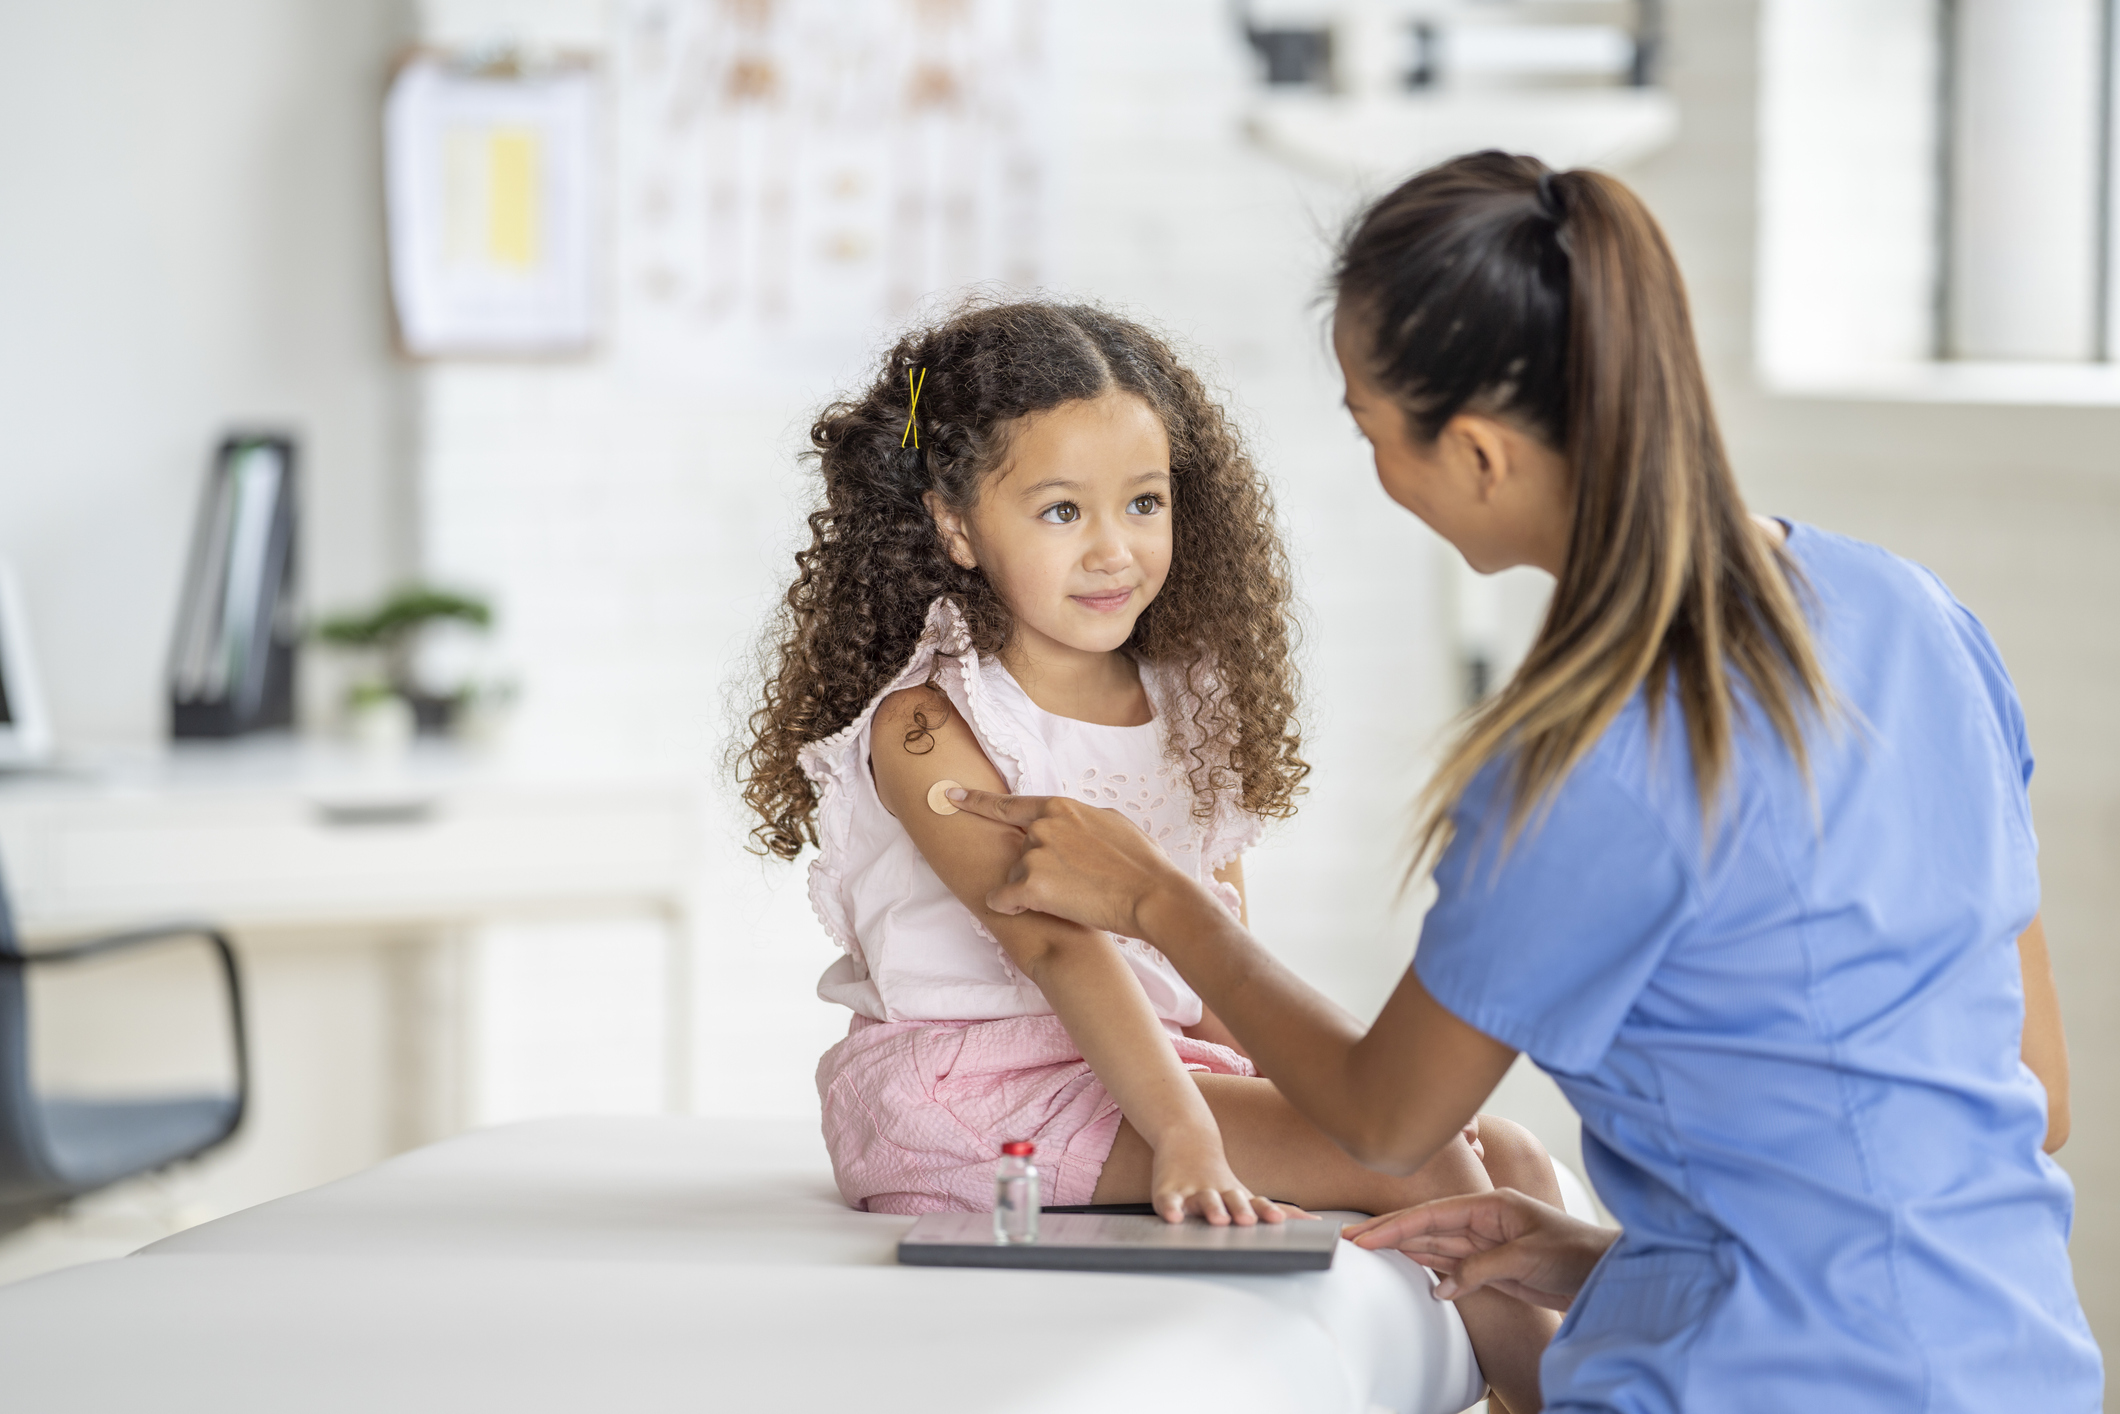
[617,0,1052,385]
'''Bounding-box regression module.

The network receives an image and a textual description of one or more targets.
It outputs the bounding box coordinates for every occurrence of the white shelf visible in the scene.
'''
[1244,87,1679,185]
[1761,359,2120,408]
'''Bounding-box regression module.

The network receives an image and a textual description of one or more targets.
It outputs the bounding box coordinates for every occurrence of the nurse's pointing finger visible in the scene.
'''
[943,786,1049,828]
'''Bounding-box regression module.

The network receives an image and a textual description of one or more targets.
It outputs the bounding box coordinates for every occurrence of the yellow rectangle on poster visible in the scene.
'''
[486,128,540,270]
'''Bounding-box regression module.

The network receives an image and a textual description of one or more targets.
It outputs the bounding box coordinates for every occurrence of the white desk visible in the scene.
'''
[0,739,696,932]
[0,739,704,1168]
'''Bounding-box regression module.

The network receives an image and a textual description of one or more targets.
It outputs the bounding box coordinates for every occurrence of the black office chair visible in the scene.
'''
[0,856,248,1235]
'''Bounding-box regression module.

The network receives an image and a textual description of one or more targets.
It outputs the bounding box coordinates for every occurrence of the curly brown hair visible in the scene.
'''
[734,299,1308,861]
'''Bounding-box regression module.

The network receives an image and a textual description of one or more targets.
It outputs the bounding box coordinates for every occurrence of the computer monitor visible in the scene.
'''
[0,558,53,767]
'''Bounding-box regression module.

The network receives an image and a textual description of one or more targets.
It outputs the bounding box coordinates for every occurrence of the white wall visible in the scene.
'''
[0,0,416,745]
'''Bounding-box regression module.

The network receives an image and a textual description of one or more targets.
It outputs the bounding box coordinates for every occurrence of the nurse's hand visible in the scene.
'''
[944,787,1204,939]
[1342,1188,1618,1312]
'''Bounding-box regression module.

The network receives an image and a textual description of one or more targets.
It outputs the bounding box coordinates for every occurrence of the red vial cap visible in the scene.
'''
[1001,1141,1035,1157]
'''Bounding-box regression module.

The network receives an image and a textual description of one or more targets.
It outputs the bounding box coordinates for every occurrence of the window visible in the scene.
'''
[1758,0,2120,402]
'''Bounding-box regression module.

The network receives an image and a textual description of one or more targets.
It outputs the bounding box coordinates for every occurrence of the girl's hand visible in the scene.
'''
[1151,1126,1285,1226]
[1341,1188,1617,1311]
[944,788,1205,939]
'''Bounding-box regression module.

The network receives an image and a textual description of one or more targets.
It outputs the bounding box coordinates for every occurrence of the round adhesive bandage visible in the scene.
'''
[926,779,963,816]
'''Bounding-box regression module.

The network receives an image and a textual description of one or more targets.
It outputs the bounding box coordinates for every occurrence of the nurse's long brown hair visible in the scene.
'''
[1335,152,1831,860]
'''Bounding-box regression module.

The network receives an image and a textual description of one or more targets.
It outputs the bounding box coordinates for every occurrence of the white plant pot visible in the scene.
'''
[347,695,416,759]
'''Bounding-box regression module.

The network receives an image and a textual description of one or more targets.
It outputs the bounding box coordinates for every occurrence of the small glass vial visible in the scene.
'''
[993,1140,1040,1244]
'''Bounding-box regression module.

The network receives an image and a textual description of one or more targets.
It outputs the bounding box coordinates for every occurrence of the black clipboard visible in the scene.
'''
[896,1209,1340,1274]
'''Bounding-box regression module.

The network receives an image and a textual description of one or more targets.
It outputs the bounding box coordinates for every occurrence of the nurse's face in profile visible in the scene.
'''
[1332,308,1575,579]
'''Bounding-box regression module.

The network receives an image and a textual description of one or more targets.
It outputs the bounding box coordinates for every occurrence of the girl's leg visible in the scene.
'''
[1091,1074,1561,1414]
[1471,1113,1565,1209]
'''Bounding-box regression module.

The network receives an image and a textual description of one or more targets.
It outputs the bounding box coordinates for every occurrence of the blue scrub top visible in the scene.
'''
[1414,524,2102,1413]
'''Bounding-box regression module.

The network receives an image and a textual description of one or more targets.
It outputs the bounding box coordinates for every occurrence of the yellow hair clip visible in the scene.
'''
[901,367,926,449]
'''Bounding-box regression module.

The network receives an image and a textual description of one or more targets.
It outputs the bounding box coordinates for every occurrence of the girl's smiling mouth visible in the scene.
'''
[1070,589,1135,613]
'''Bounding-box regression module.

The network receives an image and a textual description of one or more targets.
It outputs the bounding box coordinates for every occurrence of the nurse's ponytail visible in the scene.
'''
[1334,152,1832,857]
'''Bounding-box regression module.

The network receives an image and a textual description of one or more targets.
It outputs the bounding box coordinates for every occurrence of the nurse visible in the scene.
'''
[948,153,2103,1411]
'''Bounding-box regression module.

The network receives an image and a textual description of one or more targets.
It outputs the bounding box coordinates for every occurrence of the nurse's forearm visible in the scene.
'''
[1137,880,1516,1175]
[1138,878,1364,1062]
[2017,914,2070,1153]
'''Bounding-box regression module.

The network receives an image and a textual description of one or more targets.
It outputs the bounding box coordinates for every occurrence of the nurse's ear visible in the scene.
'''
[1437,413,1573,577]
[925,491,979,570]
[1439,415,1516,506]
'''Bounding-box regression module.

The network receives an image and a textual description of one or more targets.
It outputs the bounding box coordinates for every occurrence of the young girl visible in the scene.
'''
[739,300,1560,1401]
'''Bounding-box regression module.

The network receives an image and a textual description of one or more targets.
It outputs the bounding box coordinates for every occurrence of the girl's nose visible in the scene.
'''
[1083,522,1134,574]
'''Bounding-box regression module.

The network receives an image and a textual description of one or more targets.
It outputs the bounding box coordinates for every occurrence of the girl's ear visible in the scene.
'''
[925,491,978,570]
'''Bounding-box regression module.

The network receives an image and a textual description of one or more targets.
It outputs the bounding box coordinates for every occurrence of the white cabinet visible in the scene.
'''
[0,739,704,1222]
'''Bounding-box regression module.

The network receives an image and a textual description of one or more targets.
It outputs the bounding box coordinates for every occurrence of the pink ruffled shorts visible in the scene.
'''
[816,1012,1257,1215]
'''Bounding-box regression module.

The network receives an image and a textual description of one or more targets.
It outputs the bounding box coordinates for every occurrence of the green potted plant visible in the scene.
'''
[313,585,495,740]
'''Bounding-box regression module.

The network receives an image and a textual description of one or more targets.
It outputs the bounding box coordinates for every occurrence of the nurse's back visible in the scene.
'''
[1417,522,2101,1409]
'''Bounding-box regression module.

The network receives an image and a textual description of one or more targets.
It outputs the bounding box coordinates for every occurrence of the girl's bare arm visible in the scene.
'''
[2018,913,2070,1152]
[869,688,1277,1223]
[951,786,1519,1178]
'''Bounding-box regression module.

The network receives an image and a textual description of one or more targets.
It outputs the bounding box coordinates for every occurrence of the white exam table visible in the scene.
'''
[0,1116,1495,1413]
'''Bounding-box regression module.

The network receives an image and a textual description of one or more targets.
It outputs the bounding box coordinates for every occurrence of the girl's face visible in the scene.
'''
[929,390,1174,662]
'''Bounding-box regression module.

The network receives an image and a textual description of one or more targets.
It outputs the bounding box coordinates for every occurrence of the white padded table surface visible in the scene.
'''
[0,1117,1486,1414]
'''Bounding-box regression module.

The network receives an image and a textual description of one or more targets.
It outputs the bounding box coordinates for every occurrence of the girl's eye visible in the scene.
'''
[1039,502,1080,525]
[1128,494,1165,516]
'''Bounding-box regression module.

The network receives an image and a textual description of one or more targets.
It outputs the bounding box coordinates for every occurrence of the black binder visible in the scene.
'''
[167,434,299,738]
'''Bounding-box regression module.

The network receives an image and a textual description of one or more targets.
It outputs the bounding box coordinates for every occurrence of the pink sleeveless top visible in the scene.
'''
[798,597,1261,1025]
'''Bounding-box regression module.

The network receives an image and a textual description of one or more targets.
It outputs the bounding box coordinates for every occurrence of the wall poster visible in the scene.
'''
[617,0,1053,385]
[385,52,601,357]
